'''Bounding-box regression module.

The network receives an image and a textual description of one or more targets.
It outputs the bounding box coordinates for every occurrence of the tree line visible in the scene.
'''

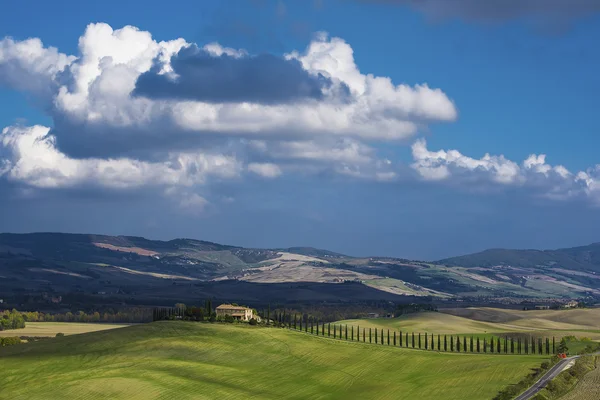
[0,309,25,331]
[3,308,153,325]
[287,317,557,355]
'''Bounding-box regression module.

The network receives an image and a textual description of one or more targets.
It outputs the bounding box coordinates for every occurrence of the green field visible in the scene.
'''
[0,322,131,337]
[0,321,545,400]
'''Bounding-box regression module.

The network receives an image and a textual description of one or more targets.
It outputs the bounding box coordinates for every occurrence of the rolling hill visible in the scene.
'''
[2,232,600,309]
[0,321,544,400]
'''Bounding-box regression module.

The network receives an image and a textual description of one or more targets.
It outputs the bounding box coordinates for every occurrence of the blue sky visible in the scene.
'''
[0,0,599,259]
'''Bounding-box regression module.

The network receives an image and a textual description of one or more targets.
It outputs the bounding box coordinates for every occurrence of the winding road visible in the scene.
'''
[514,356,579,400]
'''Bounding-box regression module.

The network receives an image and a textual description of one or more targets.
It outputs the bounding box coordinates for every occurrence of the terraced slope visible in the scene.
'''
[0,321,544,400]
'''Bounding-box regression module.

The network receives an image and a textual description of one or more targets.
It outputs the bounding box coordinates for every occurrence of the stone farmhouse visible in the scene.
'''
[215,304,254,321]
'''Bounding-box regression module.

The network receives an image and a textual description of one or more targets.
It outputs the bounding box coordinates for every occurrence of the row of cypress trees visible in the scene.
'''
[290,317,556,355]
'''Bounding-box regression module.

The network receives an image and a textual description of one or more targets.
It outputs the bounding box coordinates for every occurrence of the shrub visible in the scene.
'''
[0,337,22,346]
[248,318,258,326]
[55,332,65,337]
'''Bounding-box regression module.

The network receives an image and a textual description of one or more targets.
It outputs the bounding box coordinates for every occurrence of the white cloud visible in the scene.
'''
[411,139,600,202]
[247,162,283,178]
[0,22,456,151]
[0,125,241,189]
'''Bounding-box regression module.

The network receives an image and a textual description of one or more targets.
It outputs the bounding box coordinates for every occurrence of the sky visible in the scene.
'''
[0,0,599,260]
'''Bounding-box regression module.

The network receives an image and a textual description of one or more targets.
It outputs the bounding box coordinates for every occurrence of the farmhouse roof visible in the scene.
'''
[216,304,249,310]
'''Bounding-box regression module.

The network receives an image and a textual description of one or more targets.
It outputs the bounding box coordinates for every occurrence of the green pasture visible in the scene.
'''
[0,321,545,400]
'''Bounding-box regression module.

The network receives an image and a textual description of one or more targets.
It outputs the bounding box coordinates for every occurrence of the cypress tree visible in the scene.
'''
[393,331,397,346]
[504,336,508,354]
[345,325,348,340]
[387,329,390,346]
[484,338,487,353]
[305,317,308,333]
[311,318,314,334]
[328,323,331,337]
[364,327,366,342]
[293,314,297,329]
[552,337,555,354]
[456,336,461,352]
[418,333,422,349]
[316,320,319,335]
[470,336,474,353]
[511,338,515,354]
[406,332,409,347]
[463,336,467,353]
[437,335,441,351]
[424,333,428,350]
[538,338,542,355]
[497,337,501,354]
[477,337,480,353]
[546,338,550,355]
[525,337,529,354]
[267,305,270,325]
[333,324,336,339]
[412,332,415,348]
[381,329,384,345]
[370,328,372,343]
[444,335,447,351]
[490,337,494,353]
[450,335,454,352]
[531,336,536,354]
[375,327,378,344]
[431,333,435,350]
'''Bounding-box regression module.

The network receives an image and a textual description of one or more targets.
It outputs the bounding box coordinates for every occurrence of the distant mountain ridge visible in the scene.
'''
[439,242,600,272]
[2,232,600,303]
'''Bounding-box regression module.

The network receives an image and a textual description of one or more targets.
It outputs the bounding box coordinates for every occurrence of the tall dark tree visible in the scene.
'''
[477,337,480,353]
[504,336,508,354]
[387,329,390,346]
[351,326,354,341]
[546,338,550,355]
[538,338,543,355]
[463,336,467,353]
[490,337,494,353]
[328,323,331,337]
[370,328,373,343]
[412,332,415,348]
[531,336,536,354]
[450,336,454,352]
[424,333,428,350]
[393,331,397,346]
[497,337,501,354]
[431,333,435,350]
[345,325,348,340]
[399,331,403,347]
[470,336,474,353]
[444,335,447,351]
[552,337,555,354]
[484,338,487,353]
[375,327,378,344]
[311,318,314,334]
[293,314,297,330]
[457,336,461,352]
[438,334,441,351]
[406,332,409,347]
[525,337,529,354]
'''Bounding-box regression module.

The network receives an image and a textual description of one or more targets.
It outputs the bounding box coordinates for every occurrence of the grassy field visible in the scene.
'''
[0,321,545,400]
[335,312,510,335]
[0,322,131,337]
[337,308,600,335]
[561,357,600,400]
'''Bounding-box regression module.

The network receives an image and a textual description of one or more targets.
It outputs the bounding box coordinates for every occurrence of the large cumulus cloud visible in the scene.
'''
[0,22,598,211]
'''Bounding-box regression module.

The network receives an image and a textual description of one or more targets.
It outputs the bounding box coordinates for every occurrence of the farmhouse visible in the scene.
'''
[216,304,254,321]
